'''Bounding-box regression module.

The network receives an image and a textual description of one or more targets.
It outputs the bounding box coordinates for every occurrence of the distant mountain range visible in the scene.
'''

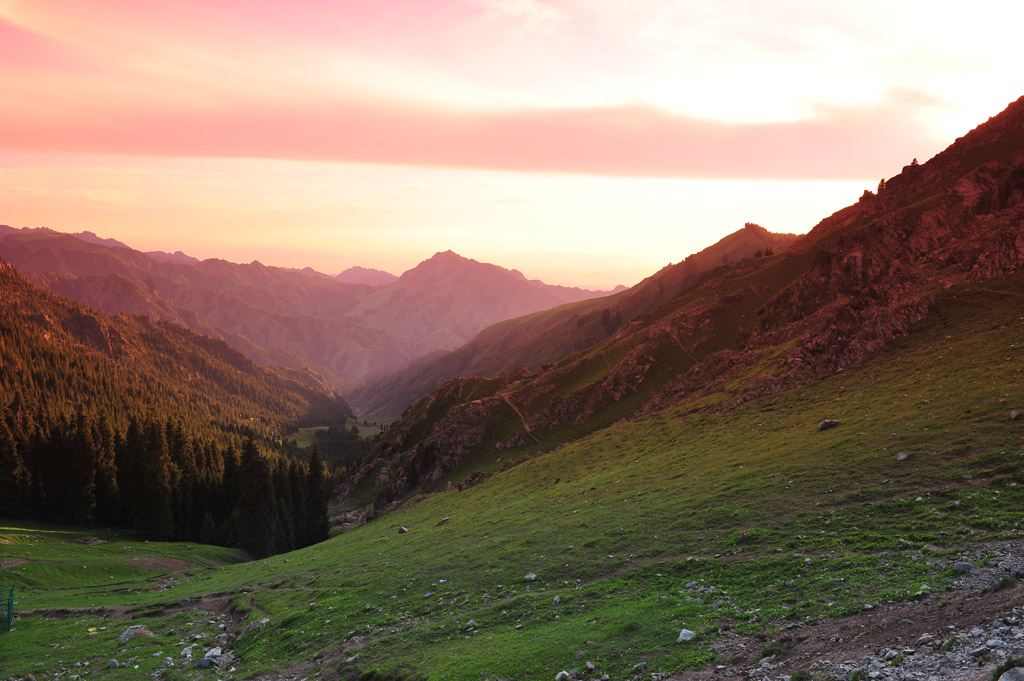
[348,224,798,420]
[0,230,611,392]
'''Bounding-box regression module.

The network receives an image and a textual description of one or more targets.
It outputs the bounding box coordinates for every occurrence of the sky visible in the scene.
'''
[1,1,1022,289]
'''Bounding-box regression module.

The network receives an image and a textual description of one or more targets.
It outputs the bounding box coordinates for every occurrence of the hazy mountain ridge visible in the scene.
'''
[335,265,398,286]
[0,233,608,390]
[349,250,611,354]
[0,256,350,435]
[348,223,799,421]
[354,96,1024,508]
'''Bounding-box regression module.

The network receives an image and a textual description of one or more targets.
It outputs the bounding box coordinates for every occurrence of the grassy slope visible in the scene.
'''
[3,274,1023,680]
[0,522,247,677]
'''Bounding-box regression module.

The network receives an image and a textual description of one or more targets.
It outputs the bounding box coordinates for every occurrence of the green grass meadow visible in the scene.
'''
[2,277,1023,679]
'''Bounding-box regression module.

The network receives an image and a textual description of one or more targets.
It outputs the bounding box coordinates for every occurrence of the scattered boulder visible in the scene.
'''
[398,526,408,534]
[817,419,840,431]
[116,625,154,643]
[1012,409,1022,421]
[954,561,975,573]
[553,595,561,604]
[632,662,647,673]
[181,645,193,659]
[107,660,119,669]
[998,668,1024,681]
[204,647,222,659]
[677,628,697,643]
[241,618,269,637]
[555,671,571,681]
[195,657,217,669]
[895,451,909,461]
[524,573,537,581]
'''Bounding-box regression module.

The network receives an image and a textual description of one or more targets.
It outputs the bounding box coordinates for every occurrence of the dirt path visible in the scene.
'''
[501,393,542,445]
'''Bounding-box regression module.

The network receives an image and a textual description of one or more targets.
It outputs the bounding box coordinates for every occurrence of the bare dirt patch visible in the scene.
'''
[0,558,27,571]
[118,556,191,571]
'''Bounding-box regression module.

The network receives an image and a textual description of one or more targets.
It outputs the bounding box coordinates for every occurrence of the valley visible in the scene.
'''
[2,95,1024,681]
[2,270,1022,679]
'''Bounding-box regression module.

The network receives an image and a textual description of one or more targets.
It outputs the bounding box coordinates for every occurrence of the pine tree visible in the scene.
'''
[305,446,329,544]
[134,418,174,537]
[0,419,28,514]
[236,438,275,558]
[288,459,308,547]
[65,411,98,524]
[92,413,119,524]
[272,460,296,553]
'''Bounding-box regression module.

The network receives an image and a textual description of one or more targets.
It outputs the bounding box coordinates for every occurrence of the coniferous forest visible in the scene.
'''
[0,258,345,556]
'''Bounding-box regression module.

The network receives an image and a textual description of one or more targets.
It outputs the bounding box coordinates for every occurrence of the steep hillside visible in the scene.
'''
[356,96,1024,508]
[6,265,1023,681]
[0,257,350,437]
[348,224,798,421]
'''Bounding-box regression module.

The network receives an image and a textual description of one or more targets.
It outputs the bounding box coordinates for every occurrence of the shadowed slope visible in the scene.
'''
[348,225,798,421]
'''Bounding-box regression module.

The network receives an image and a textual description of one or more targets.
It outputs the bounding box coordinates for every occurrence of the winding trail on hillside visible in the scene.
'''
[501,393,541,445]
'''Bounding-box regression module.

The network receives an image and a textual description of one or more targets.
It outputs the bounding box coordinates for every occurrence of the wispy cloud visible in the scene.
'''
[471,0,566,28]
[0,87,943,179]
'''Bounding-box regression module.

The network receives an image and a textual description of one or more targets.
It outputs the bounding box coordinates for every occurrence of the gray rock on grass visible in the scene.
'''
[241,618,269,636]
[116,625,153,643]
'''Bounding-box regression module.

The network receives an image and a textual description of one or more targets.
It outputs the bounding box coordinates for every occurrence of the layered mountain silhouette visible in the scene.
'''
[0,256,349,435]
[348,223,798,420]
[353,95,1024,508]
[0,234,609,391]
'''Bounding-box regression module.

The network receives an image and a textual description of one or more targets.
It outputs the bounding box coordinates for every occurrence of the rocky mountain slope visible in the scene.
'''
[354,95,1024,508]
[348,224,798,421]
[0,233,609,391]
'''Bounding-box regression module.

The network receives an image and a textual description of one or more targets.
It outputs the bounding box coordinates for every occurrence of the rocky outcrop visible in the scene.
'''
[350,96,1024,510]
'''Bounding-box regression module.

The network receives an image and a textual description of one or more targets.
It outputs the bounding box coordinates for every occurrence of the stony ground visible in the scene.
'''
[667,539,1024,681]
[230,541,1024,681]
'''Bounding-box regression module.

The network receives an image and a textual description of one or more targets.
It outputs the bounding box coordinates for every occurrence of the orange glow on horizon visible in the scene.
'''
[2,0,1022,287]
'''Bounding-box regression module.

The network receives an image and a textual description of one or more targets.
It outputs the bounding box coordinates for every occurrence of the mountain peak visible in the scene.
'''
[402,251,481,279]
[336,266,398,287]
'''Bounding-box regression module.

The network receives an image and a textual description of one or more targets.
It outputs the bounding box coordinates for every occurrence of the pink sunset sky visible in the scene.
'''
[1,0,1021,288]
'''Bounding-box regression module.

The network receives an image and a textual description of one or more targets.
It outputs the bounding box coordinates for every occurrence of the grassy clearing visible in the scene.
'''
[3,276,1023,680]
[286,419,379,448]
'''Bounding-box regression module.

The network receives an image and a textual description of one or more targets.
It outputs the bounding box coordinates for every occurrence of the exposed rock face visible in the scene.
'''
[351,96,1024,509]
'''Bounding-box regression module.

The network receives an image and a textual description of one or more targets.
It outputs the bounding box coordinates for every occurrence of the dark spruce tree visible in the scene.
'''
[305,446,329,544]
[237,438,276,558]
[134,419,174,538]
[0,419,28,514]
